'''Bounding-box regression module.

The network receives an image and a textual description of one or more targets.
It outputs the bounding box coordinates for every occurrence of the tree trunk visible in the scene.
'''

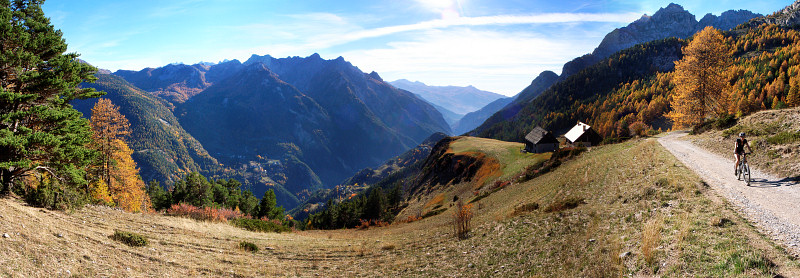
[1,168,12,194]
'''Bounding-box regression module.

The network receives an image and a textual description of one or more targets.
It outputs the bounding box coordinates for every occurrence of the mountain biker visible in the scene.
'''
[734,132,752,176]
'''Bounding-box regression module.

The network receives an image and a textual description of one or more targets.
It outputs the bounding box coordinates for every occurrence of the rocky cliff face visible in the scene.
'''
[560,3,761,80]
[748,0,800,27]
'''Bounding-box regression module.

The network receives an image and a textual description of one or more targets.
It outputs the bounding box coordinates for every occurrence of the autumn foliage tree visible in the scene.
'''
[668,26,733,128]
[89,99,148,212]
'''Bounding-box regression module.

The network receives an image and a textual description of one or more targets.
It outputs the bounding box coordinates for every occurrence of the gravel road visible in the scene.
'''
[658,132,800,255]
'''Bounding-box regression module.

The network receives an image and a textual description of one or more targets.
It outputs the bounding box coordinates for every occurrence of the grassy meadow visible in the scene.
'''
[1,137,798,277]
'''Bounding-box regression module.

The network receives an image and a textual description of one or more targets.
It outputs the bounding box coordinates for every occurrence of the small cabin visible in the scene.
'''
[565,122,603,147]
[524,126,559,153]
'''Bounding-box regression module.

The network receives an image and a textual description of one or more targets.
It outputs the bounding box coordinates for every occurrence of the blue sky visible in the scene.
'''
[44,0,791,96]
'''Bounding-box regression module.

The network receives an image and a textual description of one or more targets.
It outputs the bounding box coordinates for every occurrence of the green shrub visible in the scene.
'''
[238,241,259,252]
[655,178,669,188]
[512,202,540,216]
[25,181,88,211]
[543,197,585,213]
[715,114,737,129]
[766,131,800,145]
[421,207,447,219]
[111,230,148,247]
[230,218,290,233]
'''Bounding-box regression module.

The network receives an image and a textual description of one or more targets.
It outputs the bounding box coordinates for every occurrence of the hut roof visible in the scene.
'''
[525,126,557,144]
[565,122,592,143]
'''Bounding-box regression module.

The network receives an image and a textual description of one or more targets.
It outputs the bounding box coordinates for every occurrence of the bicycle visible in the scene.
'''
[737,152,751,186]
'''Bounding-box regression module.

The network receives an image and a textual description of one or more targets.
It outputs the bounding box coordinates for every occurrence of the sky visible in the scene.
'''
[43,0,791,96]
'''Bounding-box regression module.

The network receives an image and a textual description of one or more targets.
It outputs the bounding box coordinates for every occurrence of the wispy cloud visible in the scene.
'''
[276,12,642,51]
[338,28,603,96]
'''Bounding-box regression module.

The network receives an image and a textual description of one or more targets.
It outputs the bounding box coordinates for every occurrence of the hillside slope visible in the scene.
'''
[2,137,797,276]
[469,4,759,137]
[74,74,220,184]
[110,54,450,209]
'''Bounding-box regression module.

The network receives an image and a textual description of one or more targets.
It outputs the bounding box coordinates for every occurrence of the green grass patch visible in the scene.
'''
[449,137,551,181]
[766,131,800,145]
[230,218,290,233]
[110,230,148,247]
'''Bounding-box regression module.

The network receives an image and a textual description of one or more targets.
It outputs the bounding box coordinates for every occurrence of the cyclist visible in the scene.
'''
[734,132,752,176]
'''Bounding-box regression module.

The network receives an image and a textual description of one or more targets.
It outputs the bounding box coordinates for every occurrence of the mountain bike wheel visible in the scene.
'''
[743,164,751,186]
[737,163,742,180]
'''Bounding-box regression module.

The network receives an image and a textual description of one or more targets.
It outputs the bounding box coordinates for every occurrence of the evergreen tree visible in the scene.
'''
[171,172,212,207]
[0,0,103,195]
[387,183,403,209]
[238,190,259,216]
[146,180,170,211]
[257,189,284,220]
[363,187,385,221]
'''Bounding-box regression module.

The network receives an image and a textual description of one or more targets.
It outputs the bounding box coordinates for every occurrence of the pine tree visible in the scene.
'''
[1,1,103,195]
[363,188,385,221]
[258,189,283,220]
[667,26,732,128]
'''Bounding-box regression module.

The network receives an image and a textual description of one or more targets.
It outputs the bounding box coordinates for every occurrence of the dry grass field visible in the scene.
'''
[2,137,798,277]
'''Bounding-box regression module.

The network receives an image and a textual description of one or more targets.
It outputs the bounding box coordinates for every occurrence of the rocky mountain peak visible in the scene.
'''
[559,3,760,80]
[367,71,383,81]
[748,0,800,27]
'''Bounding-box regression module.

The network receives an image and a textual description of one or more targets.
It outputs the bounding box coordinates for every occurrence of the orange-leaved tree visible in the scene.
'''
[89,99,149,212]
[667,26,733,128]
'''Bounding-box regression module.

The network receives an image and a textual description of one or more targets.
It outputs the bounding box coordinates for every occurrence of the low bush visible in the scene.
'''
[512,202,540,216]
[24,181,89,211]
[452,200,473,240]
[355,219,390,230]
[239,241,259,252]
[230,218,290,233]
[166,203,245,223]
[469,191,491,204]
[766,131,800,145]
[381,244,396,251]
[716,114,737,129]
[543,197,585,213]
[111,230,148,247]
[421,207,447,219]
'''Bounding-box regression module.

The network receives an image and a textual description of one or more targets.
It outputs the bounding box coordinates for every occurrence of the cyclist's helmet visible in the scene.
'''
[739,132,745,137]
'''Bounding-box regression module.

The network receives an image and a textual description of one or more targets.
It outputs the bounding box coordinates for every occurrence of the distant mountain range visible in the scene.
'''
[469,3,761,137]
[390,79,505,115]
[78,54,450,209]
[389,79,507,134]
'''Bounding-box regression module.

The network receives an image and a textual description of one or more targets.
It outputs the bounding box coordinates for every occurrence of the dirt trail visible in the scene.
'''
[659,132,800,255]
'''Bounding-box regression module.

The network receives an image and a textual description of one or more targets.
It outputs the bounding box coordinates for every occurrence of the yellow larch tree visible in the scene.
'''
[89,99,149,212]
[667,26,733,128]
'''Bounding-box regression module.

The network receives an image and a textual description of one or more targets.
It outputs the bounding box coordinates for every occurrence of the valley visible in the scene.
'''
[4,1,800,276]
[3,135,798,276]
